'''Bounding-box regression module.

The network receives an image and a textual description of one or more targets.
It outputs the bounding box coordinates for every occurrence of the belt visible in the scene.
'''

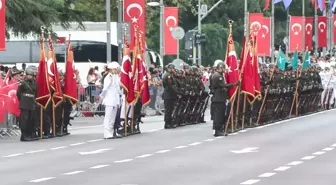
[23,93,34,98]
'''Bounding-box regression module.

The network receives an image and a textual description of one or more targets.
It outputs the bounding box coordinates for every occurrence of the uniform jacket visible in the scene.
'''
[100,73,122,107]
[211,72,233,103]
[162,72,179,100]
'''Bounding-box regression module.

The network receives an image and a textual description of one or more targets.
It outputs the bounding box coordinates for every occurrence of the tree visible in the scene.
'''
[6,0,86,38]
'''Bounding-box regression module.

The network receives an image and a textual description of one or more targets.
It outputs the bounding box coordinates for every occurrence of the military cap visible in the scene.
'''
[166,63,175,69]
[25,67,37,76]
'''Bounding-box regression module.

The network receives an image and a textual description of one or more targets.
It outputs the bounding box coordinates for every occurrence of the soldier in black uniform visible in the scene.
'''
[16,67,39,141]
[162,63,180,129]
[210,62,240,136]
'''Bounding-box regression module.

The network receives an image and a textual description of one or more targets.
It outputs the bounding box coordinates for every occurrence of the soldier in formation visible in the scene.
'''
[163,63,209,129]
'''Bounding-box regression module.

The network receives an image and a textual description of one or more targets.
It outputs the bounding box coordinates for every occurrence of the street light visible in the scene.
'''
[147,0,164,65]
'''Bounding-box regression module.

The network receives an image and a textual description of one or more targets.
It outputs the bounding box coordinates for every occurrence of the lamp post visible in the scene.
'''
[106,0,112,63]
[148,0,164,64]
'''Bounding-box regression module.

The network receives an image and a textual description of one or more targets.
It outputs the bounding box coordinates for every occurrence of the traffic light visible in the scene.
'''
[185,31,195,59]
[195,33,206,44]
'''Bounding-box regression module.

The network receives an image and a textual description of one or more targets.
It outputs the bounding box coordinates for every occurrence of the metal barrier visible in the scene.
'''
[73,84,165,117]
[0,111,21,138]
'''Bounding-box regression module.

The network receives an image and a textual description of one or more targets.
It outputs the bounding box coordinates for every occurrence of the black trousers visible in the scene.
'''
[43,103,52,134]
[20,109,35,137]
[164,99,176,126]
[212,102,228,131]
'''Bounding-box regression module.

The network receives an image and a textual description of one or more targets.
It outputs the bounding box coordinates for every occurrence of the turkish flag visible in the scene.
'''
[36,38,51,109]
[289,16,304,53]
[249,13,264,34]
[124,0,146,50]
[4,79,20,117]
[121,41,136,104]
[318,16,327,48]
[305,17,314,50]
[257,17,271,56]
[164,7,178,55]
[64,40,78,105]
[241,36,255,103]
[47,36,63,107]
[225,34,239,101]
[0,97,5,123]
[0,0,5,51]
[253,36,261,99]
[334,15,336,44]
[139,58,150,105]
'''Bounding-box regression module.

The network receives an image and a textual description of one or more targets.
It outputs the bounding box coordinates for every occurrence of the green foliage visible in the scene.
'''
[6,0,86,38]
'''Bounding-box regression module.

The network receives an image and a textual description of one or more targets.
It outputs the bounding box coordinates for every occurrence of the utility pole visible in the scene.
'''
[197,0,202,66]
[271,0,275,63]
[244,0,248,40]
[117,0,123,64]
[106,0,111,63]
[159,0,164,63]
[314,1,318,56]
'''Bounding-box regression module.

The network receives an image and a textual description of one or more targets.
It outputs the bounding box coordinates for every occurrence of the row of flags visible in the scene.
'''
[35,32,78,109]
[264,0,334,11]
[249,12,336,56]
[224,24,261,104]
[120,27,150,106]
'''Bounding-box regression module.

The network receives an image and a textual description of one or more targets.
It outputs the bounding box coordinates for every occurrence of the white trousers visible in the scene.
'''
[120,98,133,119]
[321,88,326,105]
[103,106,118,138]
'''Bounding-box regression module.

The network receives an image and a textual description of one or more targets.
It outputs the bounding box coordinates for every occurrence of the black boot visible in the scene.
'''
[214,130,224,137]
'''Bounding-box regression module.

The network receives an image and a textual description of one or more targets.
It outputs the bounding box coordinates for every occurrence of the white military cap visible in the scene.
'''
[107,61,120,69]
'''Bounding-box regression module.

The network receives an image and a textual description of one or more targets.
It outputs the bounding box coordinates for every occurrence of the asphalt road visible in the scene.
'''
[1,109,336,185]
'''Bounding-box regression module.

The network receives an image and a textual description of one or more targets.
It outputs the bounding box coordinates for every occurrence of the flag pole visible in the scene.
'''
[314,1,318,56]
[39,26,45,139]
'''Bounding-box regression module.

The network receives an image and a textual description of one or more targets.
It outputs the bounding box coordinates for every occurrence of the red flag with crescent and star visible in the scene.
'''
[318,16,327,48]
[334,15,336,44]
[47,35,63,107]
[121,31,136,104]
[225,30,239,101]
[0,0,5,51]
[64,38,78,105]
[164,7,178,55]
[138,33,150,105]
[124,0,146,50]
[249,13,264,56]
[289,16,304,53]
[257,17,271,56]
[305,17,314,50]
[241,35,256,103]
[36,35,51,109]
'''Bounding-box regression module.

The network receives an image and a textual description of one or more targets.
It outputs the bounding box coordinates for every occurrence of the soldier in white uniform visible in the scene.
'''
[100,62,123,139]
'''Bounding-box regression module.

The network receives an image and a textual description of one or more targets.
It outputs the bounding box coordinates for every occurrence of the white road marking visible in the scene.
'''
[204,138,215,142]
[313,151,325,155]
[215,136,224,139]
[301,156,315,160]
[62,171,85,175]
[156,150,171,154]
[175,145,188,149]
[274,166,291,171]
[70,142,85,146]
[231,147,259,154]
[87,139,104,143]
[50,146,68,150]
[287,161,303,166]
[230,133,239,135]
[114,159,133,163]
[238,130,248,133]
[240,179,260,184]
[26,150,46,154]
[90,164,110,169]
[188,142,202,146]
[322,147,334,151]
[331,143,336,147]
[2,153,24,158]
[259,172,276,177]
[135,154,153,158]
[78,148,113,155]
[147,128,162,132]
[29,177,55,183]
